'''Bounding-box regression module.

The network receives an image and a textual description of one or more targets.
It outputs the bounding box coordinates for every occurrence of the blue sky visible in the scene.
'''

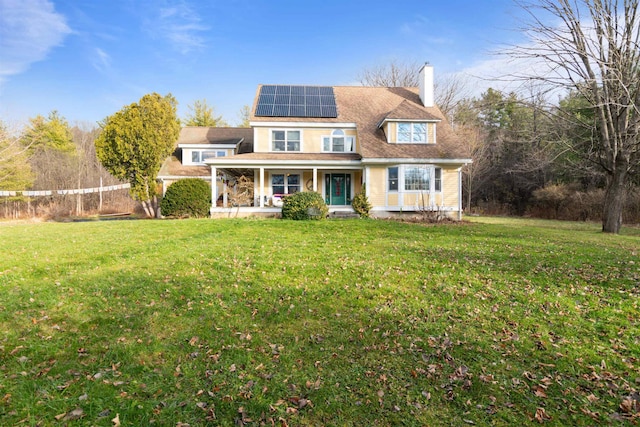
[0,0,525,128]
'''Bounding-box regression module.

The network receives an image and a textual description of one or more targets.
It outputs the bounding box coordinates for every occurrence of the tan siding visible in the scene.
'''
[387,193,398,206]
[368,167,386,207]
[442,168,459,208]
[253,127,358,153]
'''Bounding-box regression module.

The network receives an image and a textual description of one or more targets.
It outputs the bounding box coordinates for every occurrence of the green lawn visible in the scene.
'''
[0,217,638,426]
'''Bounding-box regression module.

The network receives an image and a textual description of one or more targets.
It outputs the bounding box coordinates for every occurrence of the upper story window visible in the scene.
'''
[272,130,301,152]
[192,150,226,163]
[322,129,355,152]
[397,122,428,143]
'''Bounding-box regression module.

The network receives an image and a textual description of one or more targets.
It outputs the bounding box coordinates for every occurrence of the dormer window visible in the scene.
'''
[322,129,355,152]
[397,123,428,143]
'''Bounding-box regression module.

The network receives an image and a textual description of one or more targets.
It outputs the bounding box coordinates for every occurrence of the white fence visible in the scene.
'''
[0,183,131,197]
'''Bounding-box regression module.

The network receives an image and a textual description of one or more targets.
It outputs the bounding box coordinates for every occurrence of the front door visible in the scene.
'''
[329,173,346,205]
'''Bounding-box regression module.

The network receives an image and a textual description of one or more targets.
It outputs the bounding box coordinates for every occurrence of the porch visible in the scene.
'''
[205,154,363,216]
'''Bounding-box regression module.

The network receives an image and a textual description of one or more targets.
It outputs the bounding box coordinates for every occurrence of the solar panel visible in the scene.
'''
[254,85,337,118]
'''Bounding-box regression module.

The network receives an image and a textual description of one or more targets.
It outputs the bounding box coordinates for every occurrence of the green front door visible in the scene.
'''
[329,173,346,205]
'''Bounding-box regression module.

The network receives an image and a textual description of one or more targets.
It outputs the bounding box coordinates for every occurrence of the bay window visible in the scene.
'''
[387,166,442,192]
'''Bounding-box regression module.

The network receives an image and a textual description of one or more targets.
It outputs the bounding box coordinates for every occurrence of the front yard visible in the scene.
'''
[0,217,638,425]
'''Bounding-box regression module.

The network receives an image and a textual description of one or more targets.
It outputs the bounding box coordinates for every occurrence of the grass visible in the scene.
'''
[0,216,638,426]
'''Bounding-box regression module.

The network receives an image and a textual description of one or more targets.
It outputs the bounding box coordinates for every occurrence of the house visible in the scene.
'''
[158,65,472,218]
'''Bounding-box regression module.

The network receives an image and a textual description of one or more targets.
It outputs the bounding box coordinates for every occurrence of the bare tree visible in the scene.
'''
[358,60,470,118]
[511,0,640,233]
[357,59,421,87]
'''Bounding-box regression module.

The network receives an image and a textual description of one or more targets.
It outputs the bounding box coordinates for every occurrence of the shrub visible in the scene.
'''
[281,191,328,220]
[160,178,211,218]
[352,184,372,218]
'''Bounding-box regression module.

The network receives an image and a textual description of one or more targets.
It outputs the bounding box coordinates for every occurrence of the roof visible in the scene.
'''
[177,126,253,147]
[158,156,211,178]
[250,86,468,160]
[158,126,254,178]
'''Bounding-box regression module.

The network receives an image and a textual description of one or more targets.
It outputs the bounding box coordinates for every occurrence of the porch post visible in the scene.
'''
[259,167,265,207]
[222,173,228,208]
[458,168,463,220]
[211,166,217,211]
[313,167,318,192]
[364,167,370,197]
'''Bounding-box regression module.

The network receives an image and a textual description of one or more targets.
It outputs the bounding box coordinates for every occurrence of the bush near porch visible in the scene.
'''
[160,178,211,218]
[281,191,328,220]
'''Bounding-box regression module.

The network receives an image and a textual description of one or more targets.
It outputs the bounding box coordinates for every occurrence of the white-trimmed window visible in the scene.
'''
[322,129,355,152]
[404,166,430,191]
[387,165,442,192]
[397,122,428,143]
[192,150,226,163]
[388,167,399,191]
[272,174,301,195]
[272,130,301,152]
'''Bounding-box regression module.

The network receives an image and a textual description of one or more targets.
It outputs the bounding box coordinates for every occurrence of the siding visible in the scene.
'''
[253,127,358,153]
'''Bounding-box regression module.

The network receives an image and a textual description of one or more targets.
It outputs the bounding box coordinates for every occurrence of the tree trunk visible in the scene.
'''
[602,169,627,234]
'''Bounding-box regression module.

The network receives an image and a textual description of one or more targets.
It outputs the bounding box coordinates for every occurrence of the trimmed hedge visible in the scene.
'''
[160,178,211,218]
[281,191,328,220]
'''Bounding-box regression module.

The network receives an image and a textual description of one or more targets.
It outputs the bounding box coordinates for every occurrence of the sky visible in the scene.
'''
[0,0,529,128]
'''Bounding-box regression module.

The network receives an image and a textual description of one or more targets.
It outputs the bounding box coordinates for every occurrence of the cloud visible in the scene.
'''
[92,48,111,73]
[0,0,72,84]
[143,1,209,54]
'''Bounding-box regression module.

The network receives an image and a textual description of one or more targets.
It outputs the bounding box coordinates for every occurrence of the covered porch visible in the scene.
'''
[205,154,363,217]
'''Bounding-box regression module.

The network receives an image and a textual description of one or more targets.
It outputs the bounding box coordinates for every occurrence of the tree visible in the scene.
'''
[183,99,228,127]
[512,0,640,233]
[23,111,75,154]
[358,60,470,118]
[0,121,33,190]
[357,59,421,87]
[237,105,251,128]
[95,93,181,217]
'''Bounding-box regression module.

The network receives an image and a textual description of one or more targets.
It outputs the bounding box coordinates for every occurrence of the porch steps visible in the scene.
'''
[329,210,360,219]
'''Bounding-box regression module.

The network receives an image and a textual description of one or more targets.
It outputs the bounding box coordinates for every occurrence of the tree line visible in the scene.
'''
[0,100,250,219]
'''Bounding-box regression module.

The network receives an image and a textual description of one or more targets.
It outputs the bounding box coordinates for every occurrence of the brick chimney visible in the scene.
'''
[419,64,434,108]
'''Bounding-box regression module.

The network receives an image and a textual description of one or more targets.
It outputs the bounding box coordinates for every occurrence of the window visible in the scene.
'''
[404,166,430,191]
[434,167,442,192]
[397,123,428,143]
[272,174,300,195]
[322,129,355,152]
[191,150,226,163]
[388,167,398,191]
[272,130,301,152]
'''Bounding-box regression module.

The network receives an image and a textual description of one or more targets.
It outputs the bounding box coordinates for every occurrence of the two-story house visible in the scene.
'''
[158,65,472,218]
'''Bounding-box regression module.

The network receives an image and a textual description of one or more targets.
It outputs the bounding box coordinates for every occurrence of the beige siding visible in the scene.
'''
[367,166,386,207]
[253,126,358,153]
[441,168,459,207]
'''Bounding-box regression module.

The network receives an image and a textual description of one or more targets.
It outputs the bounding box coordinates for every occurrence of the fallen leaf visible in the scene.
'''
[112,413,121,427]
[534,407,551,423]
[63,408,84,421]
